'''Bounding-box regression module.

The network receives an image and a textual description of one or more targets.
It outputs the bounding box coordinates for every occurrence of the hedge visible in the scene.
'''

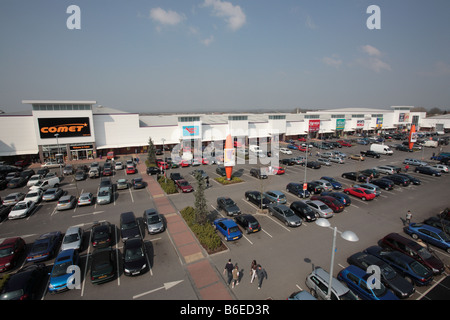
[157,176,178,194]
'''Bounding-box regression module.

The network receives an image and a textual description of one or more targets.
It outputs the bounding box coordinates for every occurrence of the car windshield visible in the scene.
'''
[30,243,48,254]
[0,247,13,258]
[80,194,91,200]
[13,203,27,210]
[26,192,39,198]
[282,209,295,217]
[179,181,189,186]
[122,221,137,230]
[63,233,80,243]
[229,226,240,234]
[224,199,235,206]
[410,261,431,277]
[125,246,144,262]
[51,260,72,277]
[380,264,397,280]
[319,205,329,210]
[59,198,71,204]
[439,231,450,242]
[0,289,24,300]
[147,214,161,224]
[45,190,56,195]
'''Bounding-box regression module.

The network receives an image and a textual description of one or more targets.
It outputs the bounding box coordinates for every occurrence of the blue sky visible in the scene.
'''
[1,0,449,113]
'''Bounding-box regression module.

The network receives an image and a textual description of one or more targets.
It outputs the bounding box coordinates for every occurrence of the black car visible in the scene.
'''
[217,197,241,216]
[0,205,12,221]
[20,169,35,180]
[7,177,27,189]
[371,178,394,190]
[244,191,271,209]
[123,238,147,276]
[360,150,380,158]
[341,172,366,182]
[234,214,261,234]
[216,166,226,177]
[286,183,310,198]
[397,173,421,185]
[170,172,184,182]
[281,158,296,166]
[289,201,317,222]
[423,216,450,234]
[0,179,7,190]
[75,170,87,181]
[306,181,324,195]
[90,247,116,284]
[414,166,441,176]
[249,168,267,179]
[120,212,141,242]
[304,161,321,169]
[360,169,380,178]
[146,166,162,175]
[91,221,113,248]
[396,145,412,152]
[0,264,47,300]
[383,174,410,186]
[347,252,415,299]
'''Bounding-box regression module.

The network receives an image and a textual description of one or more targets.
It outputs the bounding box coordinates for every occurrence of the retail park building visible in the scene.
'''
[0,100,448,163]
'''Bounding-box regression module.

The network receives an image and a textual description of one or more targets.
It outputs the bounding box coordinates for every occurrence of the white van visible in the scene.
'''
[29,176,61,191]
[423,140,438,148]
[249,145,265,157]
[370,144,393,155]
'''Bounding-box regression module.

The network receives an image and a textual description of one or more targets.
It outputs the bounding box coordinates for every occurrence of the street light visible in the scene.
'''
[54,133,63,176]
[315,218,359,300]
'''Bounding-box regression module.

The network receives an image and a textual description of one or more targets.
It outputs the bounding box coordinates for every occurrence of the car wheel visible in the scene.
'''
[405,276,415,286]
[362,197,366,201]
[411,233,419,240]
[345,191,349,194]
[310,289,318,298]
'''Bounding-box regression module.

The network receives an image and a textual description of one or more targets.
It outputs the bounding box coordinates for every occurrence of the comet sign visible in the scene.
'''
[38,117,91,138]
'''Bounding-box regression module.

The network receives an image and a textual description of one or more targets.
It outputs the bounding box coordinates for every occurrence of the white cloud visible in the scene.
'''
[202,0,246,31]
[150,7,185,27]
[358,45,391,73]
[305,15,316,30]
[361,45,381,57]
[201,35,214,46]
[322,55,342,68]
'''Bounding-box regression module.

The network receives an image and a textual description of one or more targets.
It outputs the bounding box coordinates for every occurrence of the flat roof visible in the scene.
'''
[22,100,97,105]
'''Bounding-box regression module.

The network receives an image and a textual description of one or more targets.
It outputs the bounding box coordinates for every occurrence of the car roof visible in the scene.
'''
[59,195,72,200]
[311,267,350,295]
[65,226,81,234]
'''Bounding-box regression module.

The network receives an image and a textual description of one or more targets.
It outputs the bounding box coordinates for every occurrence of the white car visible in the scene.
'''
[375,166,395,175]
[430,164,448,173]
[329,156,345,164]
[25,188,43,203]
[280,148,292,155]
[8,201,36,220]
[27,174,43,187]
[114,161,124,170]
[61,226,84,251]
[42,161,61,168]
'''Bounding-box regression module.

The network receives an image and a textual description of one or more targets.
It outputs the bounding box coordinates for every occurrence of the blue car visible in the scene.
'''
[213,218,242,241]
[26,231,62,262]
[404,223,450,254]
[320,176,342,190]
[364,246,433,286]
[286,183,310,198]
[48,249,80,293]
[337,265,398,300]
[320,192,351,206]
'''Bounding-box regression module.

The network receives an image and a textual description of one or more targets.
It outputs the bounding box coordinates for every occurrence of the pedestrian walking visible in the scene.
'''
[250,260,257,283]
[223,259,234,286]
[231,264,240,288]
[405,210,412,225]
[255,264,268,289]
[405,164,409,172]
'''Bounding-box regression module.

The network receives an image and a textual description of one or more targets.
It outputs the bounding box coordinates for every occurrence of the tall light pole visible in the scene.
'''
[54,133,63,176]
[315,218,359,300]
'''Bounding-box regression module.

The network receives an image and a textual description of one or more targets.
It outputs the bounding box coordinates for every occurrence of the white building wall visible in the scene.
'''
[0,115,38,156]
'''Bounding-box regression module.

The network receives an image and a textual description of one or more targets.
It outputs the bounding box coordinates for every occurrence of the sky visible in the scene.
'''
[0,0,449,114]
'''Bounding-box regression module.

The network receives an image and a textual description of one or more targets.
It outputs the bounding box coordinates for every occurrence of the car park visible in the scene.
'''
[347,251,415,299]
[320,176,342,189]
[26,231,62,262]
[90,248,116,284]
[48,249,80,293]
[268,204,302,227]
[364,246,433,286]
[337,265,398,300]
[234,214,261,233]
[341,172,365,182]
[78,192,94,206]
[310,196,344,213]
[305,267,358,300]
[380,233,445,274]
[263,190,287,204]
[175,179,194,193]
[120,212,141,242]
[286,182,310,198]
[370,178,394,191]
[320,192,351,207]
[404,223,450,254]
[414,166,441,176]
[56,195,77,211]
[0,237,26,273]
[123,238,147,276]
[304,200,333,218]
[91,221,113,248]
[0,264,47,300]
[25,188,43,203]
[142,209,165,234]
[343,187,376,201]
[8,200,36,219]
[213,218,242,241]
[216,197,241,216]
[244,191,271,209]
[61,226,84,251]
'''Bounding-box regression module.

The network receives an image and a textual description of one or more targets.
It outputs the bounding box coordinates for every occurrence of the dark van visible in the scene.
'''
[120,212,141,242]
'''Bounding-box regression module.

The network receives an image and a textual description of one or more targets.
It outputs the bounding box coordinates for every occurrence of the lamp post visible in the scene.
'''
[315,218,359,300]
[54,133,63,176]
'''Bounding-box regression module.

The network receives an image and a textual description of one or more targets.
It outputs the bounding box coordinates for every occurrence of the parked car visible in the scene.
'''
[320,176,342,189]
[348,154,365,161]
[289,201,317,222]
[271,166,285,175]
[78,192,94,206]
[268,204,302,227]
[213,218,242,241]
[337,140,352,147]
[56,195,77,211]
[360,150,380,158]
[287,290,317,300]
[371,178,395,190]
[27,174,43,187]
[380,232,445,274]
[364,245,433,286]
[305,267,358,300]
[305,181,324,195]
[347,251,415,299]
[279,148,292,154]
[424,216,450,235]
[97,187,112,205]
[352,183,381,197]
[310,196,344,213]
[126,165,136,174]
[264,190,287,204]
[25,188,43,204]
[0,264,47,300]
[63,164,74,175]
[304,200,333,218]
[320,192,352,207]
[337,265,398,300]
[116,179,129,190]
[360,169,380,178]
[90,247,116,284]
[281,158,296,166]
[48,249,80,293]
[91,221,113,248]
[175,179,194,193]
[383,174,410,186]
[429,164,449,173]
[42,188,63,202]
[304,161,321,169]
[215,166,226,177]
[120,212,141,242]
[244,191,271,209]
[404,223,450,254]
[249,168,268,179]
[414,166,441,176]
[341,172,366,182]
[123,238,147,276]
[313,179,334,192]
[0,237,26,273]
[8,200,36,220]
[61,226,84,251]
[7,177,27,189]
[142,209,165,234]
[26,231,62,262]
[2,192,25,206]
[404,158,428,166]
[42,161,61,168]
[146,166,161,175]
[286,182,310,198]
[344,187,376,201]
[131,178,145,189]
[75,170,87,181]
[114,162,124,170]
[375,166,396,175]
[217,197,241,216]
[234,214,261,234]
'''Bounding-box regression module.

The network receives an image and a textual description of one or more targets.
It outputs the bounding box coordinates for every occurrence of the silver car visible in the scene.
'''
[2,192,26,206]
[329,156,345,164]
[56,195,77,210]
[63,164,74,175]
[78,192,94,206]
[375,166,395,175]
[143,209,165,234]
[317,158,331,166]
[268,204,302,227]
[305,267,358,300]
[263,190,287,204]
[97,187,112,205]
[314,180,333,191]
[42,188,63,201]
[61,226,84,251]
[305,200,334,218]
[403,158,428,166]
[353,183,381,197]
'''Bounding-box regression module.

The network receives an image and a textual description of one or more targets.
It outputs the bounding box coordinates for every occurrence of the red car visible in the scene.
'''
[126,166,136,174]
[156,160,169,169]
[201,158,209,165]
[343,187,376,201]
[14,159,30,167]
[180,160,190,167]
[310,196,344,213]
[271,166,285,175]
[298,137,306,142]
[337,140,352,147]
[0,237,26,272]
[175,179,193,193]
[102,167,113,176]
[298,146,308,152]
